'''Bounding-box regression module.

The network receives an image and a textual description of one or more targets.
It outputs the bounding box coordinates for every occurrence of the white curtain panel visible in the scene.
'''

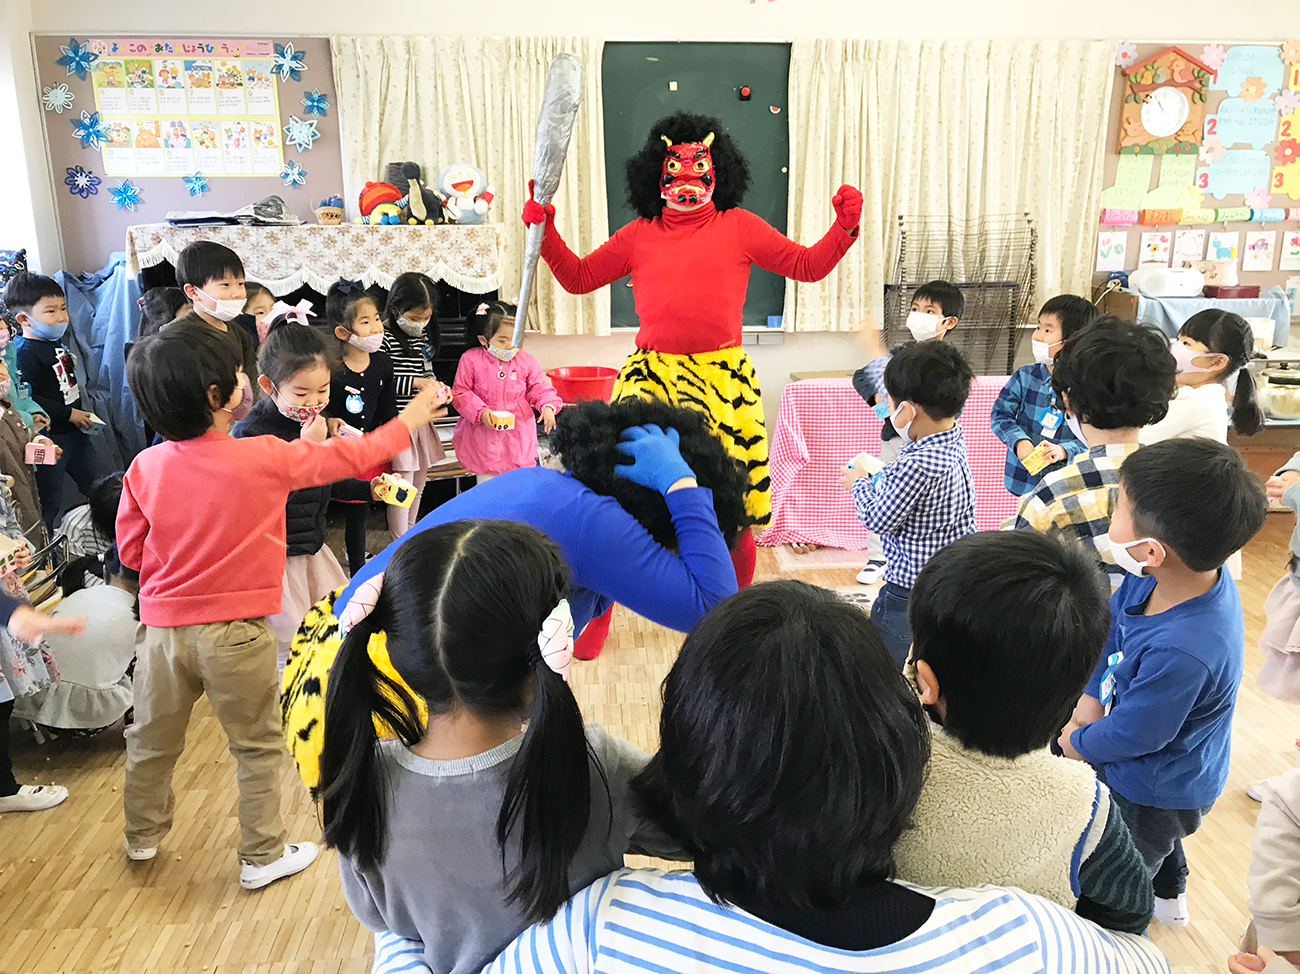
[785,39,1116,332]
[331,35,610,335]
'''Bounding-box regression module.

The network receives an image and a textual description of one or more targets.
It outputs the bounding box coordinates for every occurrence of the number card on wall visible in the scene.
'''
[1272,61,1300,201]
[86,38,283,177]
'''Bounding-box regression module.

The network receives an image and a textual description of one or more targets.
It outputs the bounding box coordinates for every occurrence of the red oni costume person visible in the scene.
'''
[525,113,861,658]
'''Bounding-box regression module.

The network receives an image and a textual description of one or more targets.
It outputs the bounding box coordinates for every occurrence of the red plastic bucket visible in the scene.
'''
[546,366,619,403]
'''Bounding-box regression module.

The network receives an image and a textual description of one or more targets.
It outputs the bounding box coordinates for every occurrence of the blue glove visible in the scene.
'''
[614,424,696,494]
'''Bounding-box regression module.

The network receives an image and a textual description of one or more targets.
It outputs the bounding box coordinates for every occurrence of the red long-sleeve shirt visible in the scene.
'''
[117,419,410,627]
[540,203,857,355]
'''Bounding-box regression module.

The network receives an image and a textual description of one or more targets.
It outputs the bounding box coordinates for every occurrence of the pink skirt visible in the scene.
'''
[392,421,446,473]
[1258,574,1300,704]
[270,546,349,666]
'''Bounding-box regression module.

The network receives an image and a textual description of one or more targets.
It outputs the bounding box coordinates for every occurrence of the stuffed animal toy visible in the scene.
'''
[315,195,345,225]
[385,162,443,226]
[437,163,495,225]
[353,181,404,225]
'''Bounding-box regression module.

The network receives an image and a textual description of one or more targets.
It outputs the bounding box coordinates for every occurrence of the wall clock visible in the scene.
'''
[1118,46,1215,155]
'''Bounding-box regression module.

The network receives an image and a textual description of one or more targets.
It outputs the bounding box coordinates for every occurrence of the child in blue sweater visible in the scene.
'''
[989,294,1095,496]
[1060,437,1267,928]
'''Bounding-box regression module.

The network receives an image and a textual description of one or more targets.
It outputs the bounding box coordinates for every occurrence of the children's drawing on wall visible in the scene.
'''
[1281,230,1300,270]
[1174,228,1207,264]
[1243,230,1277,271]
[1096,230,1129,271]
[1208,230,1241,263]
[1140,231,1172,264]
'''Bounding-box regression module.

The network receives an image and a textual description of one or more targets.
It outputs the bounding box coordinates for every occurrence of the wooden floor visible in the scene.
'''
[3,518,1297,974]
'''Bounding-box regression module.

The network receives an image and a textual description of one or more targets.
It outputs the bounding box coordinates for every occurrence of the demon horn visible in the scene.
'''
[661,135,673,148]
[702,132,715,147]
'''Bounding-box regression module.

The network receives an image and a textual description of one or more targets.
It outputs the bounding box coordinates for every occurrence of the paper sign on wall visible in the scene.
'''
[1204,98,1280,150]
[1208,230,1241,262]
[1141,155,1198,209]
[1099,155,1154,211]
[1174,229,1206,264]
[1096,230,1129,272]
[1196,149,1272,199]
[1280,230,1300,271]
[1140,231,1172,264]
[1244,230,1277,271]
[1210,45,1285,99]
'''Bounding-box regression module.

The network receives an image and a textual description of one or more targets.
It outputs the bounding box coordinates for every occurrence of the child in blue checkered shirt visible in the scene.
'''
[989,295,1096,497]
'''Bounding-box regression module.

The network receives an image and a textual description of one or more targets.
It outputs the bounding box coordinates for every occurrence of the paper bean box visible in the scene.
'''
[24,441,57,465]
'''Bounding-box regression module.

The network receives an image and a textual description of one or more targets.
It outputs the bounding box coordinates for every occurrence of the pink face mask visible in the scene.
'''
[272,386,327,425]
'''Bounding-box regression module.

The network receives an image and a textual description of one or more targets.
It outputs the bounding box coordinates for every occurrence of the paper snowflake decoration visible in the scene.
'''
[280,160,307,186]
[1200,44,1227,71]
[272,42,307,82]
[70,110,111,150]
[1276,89,1300,116]
[1115,42,1138,69]
[56,38,98,80]
[183,172,209,197]
[41,83,74,114]
[300,88,330,118]
[283,114,320,153]
[1245,188,1273,209]
[63,166,100,199]
[109,179,143,212]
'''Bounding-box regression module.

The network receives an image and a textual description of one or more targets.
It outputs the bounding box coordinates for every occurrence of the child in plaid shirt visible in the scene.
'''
[1014,317,1176,590]
[840,341,975,667]
[989,295,1095,496]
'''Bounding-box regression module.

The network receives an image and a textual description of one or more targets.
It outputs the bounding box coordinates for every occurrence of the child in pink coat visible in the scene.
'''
[451,302,563,481]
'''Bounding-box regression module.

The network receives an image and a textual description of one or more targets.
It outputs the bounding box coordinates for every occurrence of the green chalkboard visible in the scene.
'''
[601,42,792,330]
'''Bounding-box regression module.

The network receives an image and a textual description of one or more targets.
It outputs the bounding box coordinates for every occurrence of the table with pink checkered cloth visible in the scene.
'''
[758,376,1018,549]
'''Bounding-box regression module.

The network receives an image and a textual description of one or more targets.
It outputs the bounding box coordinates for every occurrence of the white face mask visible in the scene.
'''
[487,345,517,363]
[348,331,384,354]
[1170,340,1219,375]
[1065,411,1087,445]
[1032,339,1062,365]
[396,316,426,338]
[906,311,944,342]
[1106,530,1164,577]
[195,287,245,322]
[890,401,916,442]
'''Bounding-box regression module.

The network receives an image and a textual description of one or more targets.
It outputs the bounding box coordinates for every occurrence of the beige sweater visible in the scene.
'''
[1249,768,1300,955]
[894,724,1103,908]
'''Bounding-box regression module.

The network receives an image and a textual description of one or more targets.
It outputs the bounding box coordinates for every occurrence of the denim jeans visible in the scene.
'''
[1108,788,1214,898]
[870,581,912,668]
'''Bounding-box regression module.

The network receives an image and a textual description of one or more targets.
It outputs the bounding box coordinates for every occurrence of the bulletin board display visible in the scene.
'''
[87,38,283,178]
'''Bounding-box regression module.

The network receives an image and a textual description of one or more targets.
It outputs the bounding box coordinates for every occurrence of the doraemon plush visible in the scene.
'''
[437,163,495,225]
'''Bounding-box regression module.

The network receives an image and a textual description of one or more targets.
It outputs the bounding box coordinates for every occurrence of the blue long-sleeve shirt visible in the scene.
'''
[337,467,738,634]
[1071,569,1243,810]
[988,364,1086,496]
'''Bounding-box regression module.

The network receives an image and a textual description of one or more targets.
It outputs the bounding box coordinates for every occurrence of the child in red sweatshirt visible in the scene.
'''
[117,322,443,890]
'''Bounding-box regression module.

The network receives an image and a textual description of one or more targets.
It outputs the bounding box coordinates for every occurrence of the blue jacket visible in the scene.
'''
[988,364,1086,496]
[337,467,738,635]
[4,340,47,429]
[1072,569,1243,809]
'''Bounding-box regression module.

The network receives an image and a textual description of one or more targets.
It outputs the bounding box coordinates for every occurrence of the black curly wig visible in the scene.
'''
[549,398,751,552]
[625,112,752,221]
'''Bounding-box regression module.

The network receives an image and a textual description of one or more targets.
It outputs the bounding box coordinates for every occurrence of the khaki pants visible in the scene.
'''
[123,618,287,866]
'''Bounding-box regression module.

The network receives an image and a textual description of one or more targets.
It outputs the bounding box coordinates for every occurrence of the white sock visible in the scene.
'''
[1153,893,1189,927]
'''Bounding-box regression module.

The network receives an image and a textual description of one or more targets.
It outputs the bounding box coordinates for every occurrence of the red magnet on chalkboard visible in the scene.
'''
[739,85,752,101]
[769,106,781,114]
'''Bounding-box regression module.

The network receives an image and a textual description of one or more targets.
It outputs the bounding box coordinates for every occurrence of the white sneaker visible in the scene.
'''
[239,841,319,890]
[1247,779,1269,802]
[122,838,157,861]
[856,560,887,585]
[1154,894,1190,927]
[0,784,67,812]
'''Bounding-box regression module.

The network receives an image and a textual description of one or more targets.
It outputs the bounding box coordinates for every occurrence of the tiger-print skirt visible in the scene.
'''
[613,346,770,525]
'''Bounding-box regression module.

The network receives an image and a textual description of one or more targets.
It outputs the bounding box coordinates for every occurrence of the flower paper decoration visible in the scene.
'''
[1199,137,1227,165]
[1241,76,1267,102]
[280,160,307,186]
[1276,139,1300,167]
[183,172,209,197]
[272,42,307,83]
[1282,40,1300,67]
[109,179,142,212]
[64,166,100,199]
[1178,187,1205,213]
[1200,44,1227,71]
[41,83,74,114]
[300,88,329,118]
[56,38,98,80]
[1245,188,1273,209]
[1115,42,1138,69]
[1276,90,1300,116]
[283,114,320,153]
[70,110,111,150]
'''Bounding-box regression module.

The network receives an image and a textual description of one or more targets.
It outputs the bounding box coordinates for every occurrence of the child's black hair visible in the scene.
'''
[138,286,188,339]
[258,318,332,387]
[549,398,750,551]
[909,531,1111,758]
[1119,437,1267,572]
[319,520,605,923]
[3,272,64,315]
[884,340,973,420]
[1039,294,1097,343]
[1178,309,1264,437]
[912,280,964,320]
[624,111,751,221]
[174,240,244,290]
[325,280,379,336]
[1051,315,1175,431]
[87,473,124,543]
[242,281,271,312]
[127,324,241,441]
[383,272,440,358]
[632,580,930,911]
[466,300,517,346]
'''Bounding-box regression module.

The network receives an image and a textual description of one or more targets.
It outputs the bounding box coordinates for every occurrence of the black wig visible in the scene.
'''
[624,112,751,221]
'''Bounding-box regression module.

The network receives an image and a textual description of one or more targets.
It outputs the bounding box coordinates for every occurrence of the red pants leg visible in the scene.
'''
[731,529,757,589]
[574,604,613,661]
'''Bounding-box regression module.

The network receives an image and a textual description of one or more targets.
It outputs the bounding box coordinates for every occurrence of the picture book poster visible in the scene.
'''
[221,120,252,174]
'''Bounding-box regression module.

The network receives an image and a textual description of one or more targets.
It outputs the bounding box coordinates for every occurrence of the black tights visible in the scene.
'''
[331,478,375,576]
[0,699,17,796]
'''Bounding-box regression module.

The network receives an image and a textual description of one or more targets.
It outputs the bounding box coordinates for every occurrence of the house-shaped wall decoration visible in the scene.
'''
[1118,46,1216,155]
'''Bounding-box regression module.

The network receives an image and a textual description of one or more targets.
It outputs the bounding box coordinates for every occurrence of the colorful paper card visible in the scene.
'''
[1100,155,1154,210]
[1101,208,1138,226]
[1140,209,1181,225]
[1215,206,1252,222]
[1204,98,1280,150]
[1096,231,1129,272]
[1196,149,1272,199]
[1141,155,1198,208]
[1208,230,1240,262]
[88,38,274,58]
[1210,45,1285,100]
[1243,230,1277,271]
[1281,230,1300,271]
[1258,208,1288,222]
[1140,231,1172,264]
[1174,229,1206,264]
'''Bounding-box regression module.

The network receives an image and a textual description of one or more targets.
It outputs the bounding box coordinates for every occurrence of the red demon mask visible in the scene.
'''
[660,132,715,207]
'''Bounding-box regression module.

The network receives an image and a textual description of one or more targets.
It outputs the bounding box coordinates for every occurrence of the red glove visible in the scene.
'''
[521,178,556,228]
[832,184,863,233]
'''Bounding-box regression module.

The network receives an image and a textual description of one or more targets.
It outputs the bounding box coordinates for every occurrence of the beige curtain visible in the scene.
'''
[331,35,609,335]
[785,39,1116,332]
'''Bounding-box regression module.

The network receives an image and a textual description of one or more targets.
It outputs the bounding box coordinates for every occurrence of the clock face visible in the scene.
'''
[1141,86,1190,138]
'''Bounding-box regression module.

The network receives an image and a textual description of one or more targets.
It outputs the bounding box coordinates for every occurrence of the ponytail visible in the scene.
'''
[1178,308,1263,437]
[1230,368,1265,436]
[319,607,424,871]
